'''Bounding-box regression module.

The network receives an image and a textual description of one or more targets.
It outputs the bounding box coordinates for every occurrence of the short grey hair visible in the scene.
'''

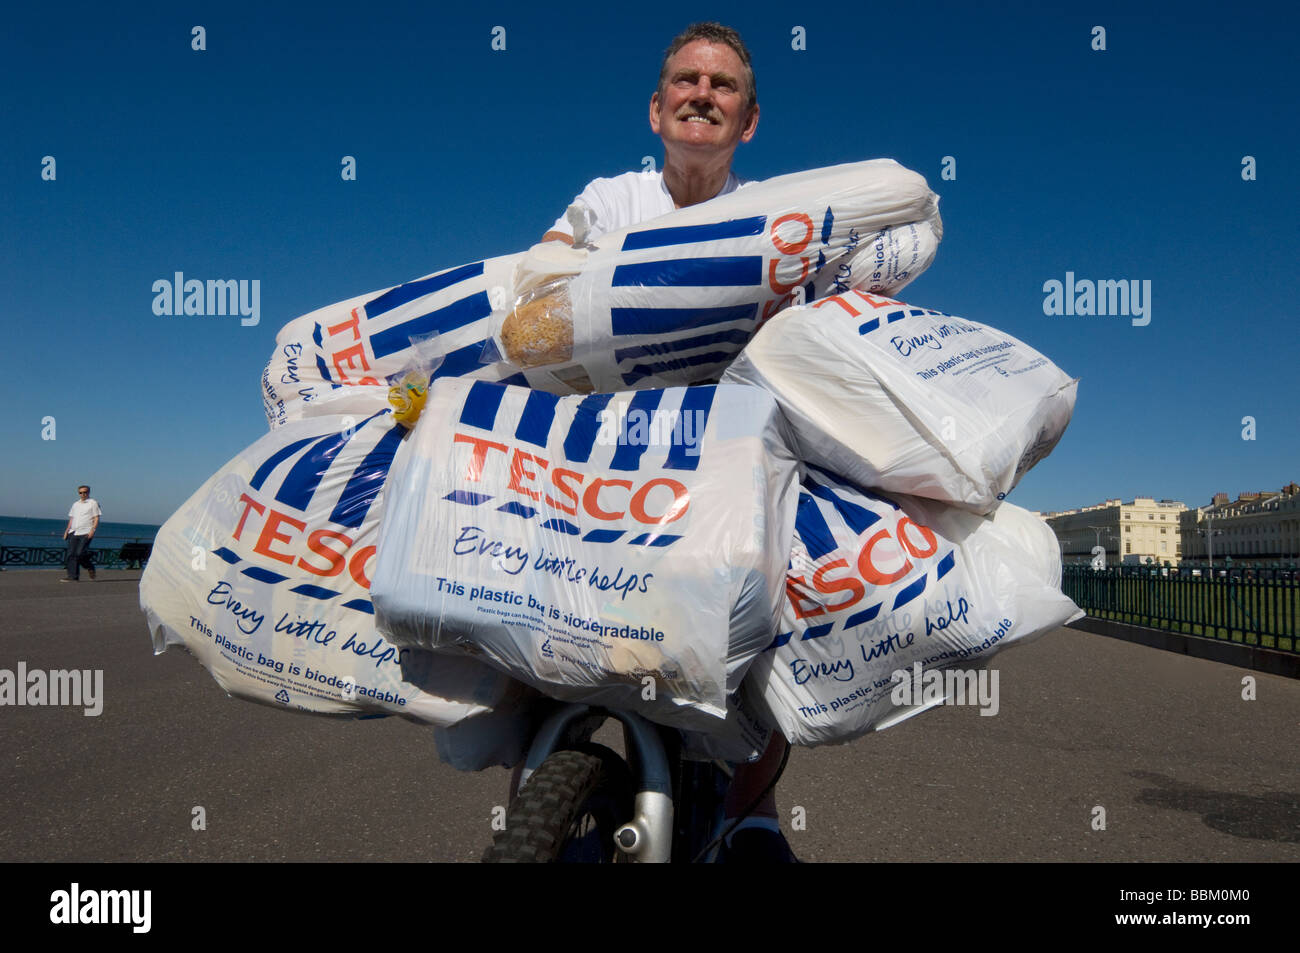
[657,22,757,111]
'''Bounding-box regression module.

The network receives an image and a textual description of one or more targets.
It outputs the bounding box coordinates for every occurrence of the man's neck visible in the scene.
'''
[661,156,734,209]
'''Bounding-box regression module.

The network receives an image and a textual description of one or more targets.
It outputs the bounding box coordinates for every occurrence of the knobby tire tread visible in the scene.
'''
[482,744,632,863]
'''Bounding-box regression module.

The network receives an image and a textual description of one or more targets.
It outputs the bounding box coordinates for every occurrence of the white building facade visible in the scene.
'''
[1179,484,1300,567]
[1047,497,1187,566]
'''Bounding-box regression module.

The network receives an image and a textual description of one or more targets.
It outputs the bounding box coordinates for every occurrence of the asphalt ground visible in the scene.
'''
[1,569,1296,863]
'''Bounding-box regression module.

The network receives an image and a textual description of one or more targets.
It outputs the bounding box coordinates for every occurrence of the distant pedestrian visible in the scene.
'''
[62,485,101,582]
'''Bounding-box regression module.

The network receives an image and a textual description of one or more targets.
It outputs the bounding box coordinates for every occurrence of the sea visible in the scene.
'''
[0,515,160,549]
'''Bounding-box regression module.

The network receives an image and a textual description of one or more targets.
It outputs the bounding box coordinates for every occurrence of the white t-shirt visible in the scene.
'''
[68,498,101,535]
[549,170,752,243]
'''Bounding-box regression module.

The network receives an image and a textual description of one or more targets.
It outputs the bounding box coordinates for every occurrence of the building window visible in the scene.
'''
[1148,514,1154,520]
[1161,542,1167,552]
[1161,527,1166,534]
[1126,542,1132,554]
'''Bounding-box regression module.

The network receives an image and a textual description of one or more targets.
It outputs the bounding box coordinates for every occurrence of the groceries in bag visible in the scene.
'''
[495,159,942,390]
[742,466,1084,747]
[262,160,942,428]
[370,379,800,732]
[722,289,1077,514]
[140,409,516,725]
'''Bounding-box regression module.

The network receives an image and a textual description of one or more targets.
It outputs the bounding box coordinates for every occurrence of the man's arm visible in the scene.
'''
[89,513,99,540]
[540,230,574,245]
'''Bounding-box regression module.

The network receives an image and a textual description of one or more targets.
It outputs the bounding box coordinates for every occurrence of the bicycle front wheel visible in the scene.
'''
[482,743,634,863]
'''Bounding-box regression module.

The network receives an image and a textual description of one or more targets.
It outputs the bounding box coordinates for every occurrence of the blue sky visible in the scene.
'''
[2,0,1297,523]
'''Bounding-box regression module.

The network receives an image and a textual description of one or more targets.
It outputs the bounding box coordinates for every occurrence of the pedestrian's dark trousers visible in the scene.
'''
[66,534,94,579]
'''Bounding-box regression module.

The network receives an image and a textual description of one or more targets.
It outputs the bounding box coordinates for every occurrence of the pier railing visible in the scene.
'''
[0,532,154,570]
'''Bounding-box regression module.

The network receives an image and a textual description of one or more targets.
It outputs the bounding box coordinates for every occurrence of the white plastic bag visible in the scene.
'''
[140,410,516,725]
[742,467,1084,746]
[722,290,1077,513]
[370,379,800,733]
[495,159,942,391]
[430,686,546,771]
[261,160,943,427]
[262,254,532,428]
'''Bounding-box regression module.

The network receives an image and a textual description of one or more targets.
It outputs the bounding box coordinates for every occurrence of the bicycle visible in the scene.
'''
[481,701,788,863]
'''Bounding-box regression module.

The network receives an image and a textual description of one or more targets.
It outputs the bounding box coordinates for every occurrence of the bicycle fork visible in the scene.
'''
[518,703,674,863]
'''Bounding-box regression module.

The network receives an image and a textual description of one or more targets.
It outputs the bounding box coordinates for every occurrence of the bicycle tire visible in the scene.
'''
[482,743,634,863]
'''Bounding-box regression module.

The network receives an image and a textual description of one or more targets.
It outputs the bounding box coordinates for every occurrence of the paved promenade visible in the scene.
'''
[1,569,1296,862]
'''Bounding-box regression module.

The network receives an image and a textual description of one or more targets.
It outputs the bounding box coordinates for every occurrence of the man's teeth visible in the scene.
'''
[685,116,713,123]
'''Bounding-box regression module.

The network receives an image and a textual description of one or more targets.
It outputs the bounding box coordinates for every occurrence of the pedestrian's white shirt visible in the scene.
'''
[68,498,101,535]
[550,170,753,243]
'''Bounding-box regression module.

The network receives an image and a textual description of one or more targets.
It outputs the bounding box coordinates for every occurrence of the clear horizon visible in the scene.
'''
[3,1,1297,525]
[12,477,1300,528]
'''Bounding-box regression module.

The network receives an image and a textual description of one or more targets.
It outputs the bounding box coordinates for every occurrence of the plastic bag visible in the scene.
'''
[742,467,1084,746]
[140,409,517,725]
[262,254,531,428]
[722,290,1078,513]
[261,160,943,428]
[370,378,800,733]
[491,159,942,391]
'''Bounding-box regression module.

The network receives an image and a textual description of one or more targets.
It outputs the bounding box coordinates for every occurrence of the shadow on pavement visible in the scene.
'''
[1130,770,1300,843]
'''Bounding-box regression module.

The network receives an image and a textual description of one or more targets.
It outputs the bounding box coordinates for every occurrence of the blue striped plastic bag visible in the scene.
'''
[370,379,800,734]
[742,466,1083,746]
[262,159,941,426]
[140,408,520,725]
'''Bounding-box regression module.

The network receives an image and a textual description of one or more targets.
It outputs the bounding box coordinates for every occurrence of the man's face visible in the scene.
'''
[650,40,758,158]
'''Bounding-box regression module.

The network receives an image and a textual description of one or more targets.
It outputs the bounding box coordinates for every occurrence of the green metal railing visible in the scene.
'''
[0,532,154,570]
[1063,566,1298,653]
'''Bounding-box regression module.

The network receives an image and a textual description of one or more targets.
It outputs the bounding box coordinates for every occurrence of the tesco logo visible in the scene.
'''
[233,492,377,588]
[786,513,939,619]
[453,432,691,526]
[760,213,816,323]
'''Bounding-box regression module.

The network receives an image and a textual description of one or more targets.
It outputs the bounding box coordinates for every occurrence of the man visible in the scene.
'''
[62,485,100,582]
[540,23,796,863]
[542,21,760,246]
